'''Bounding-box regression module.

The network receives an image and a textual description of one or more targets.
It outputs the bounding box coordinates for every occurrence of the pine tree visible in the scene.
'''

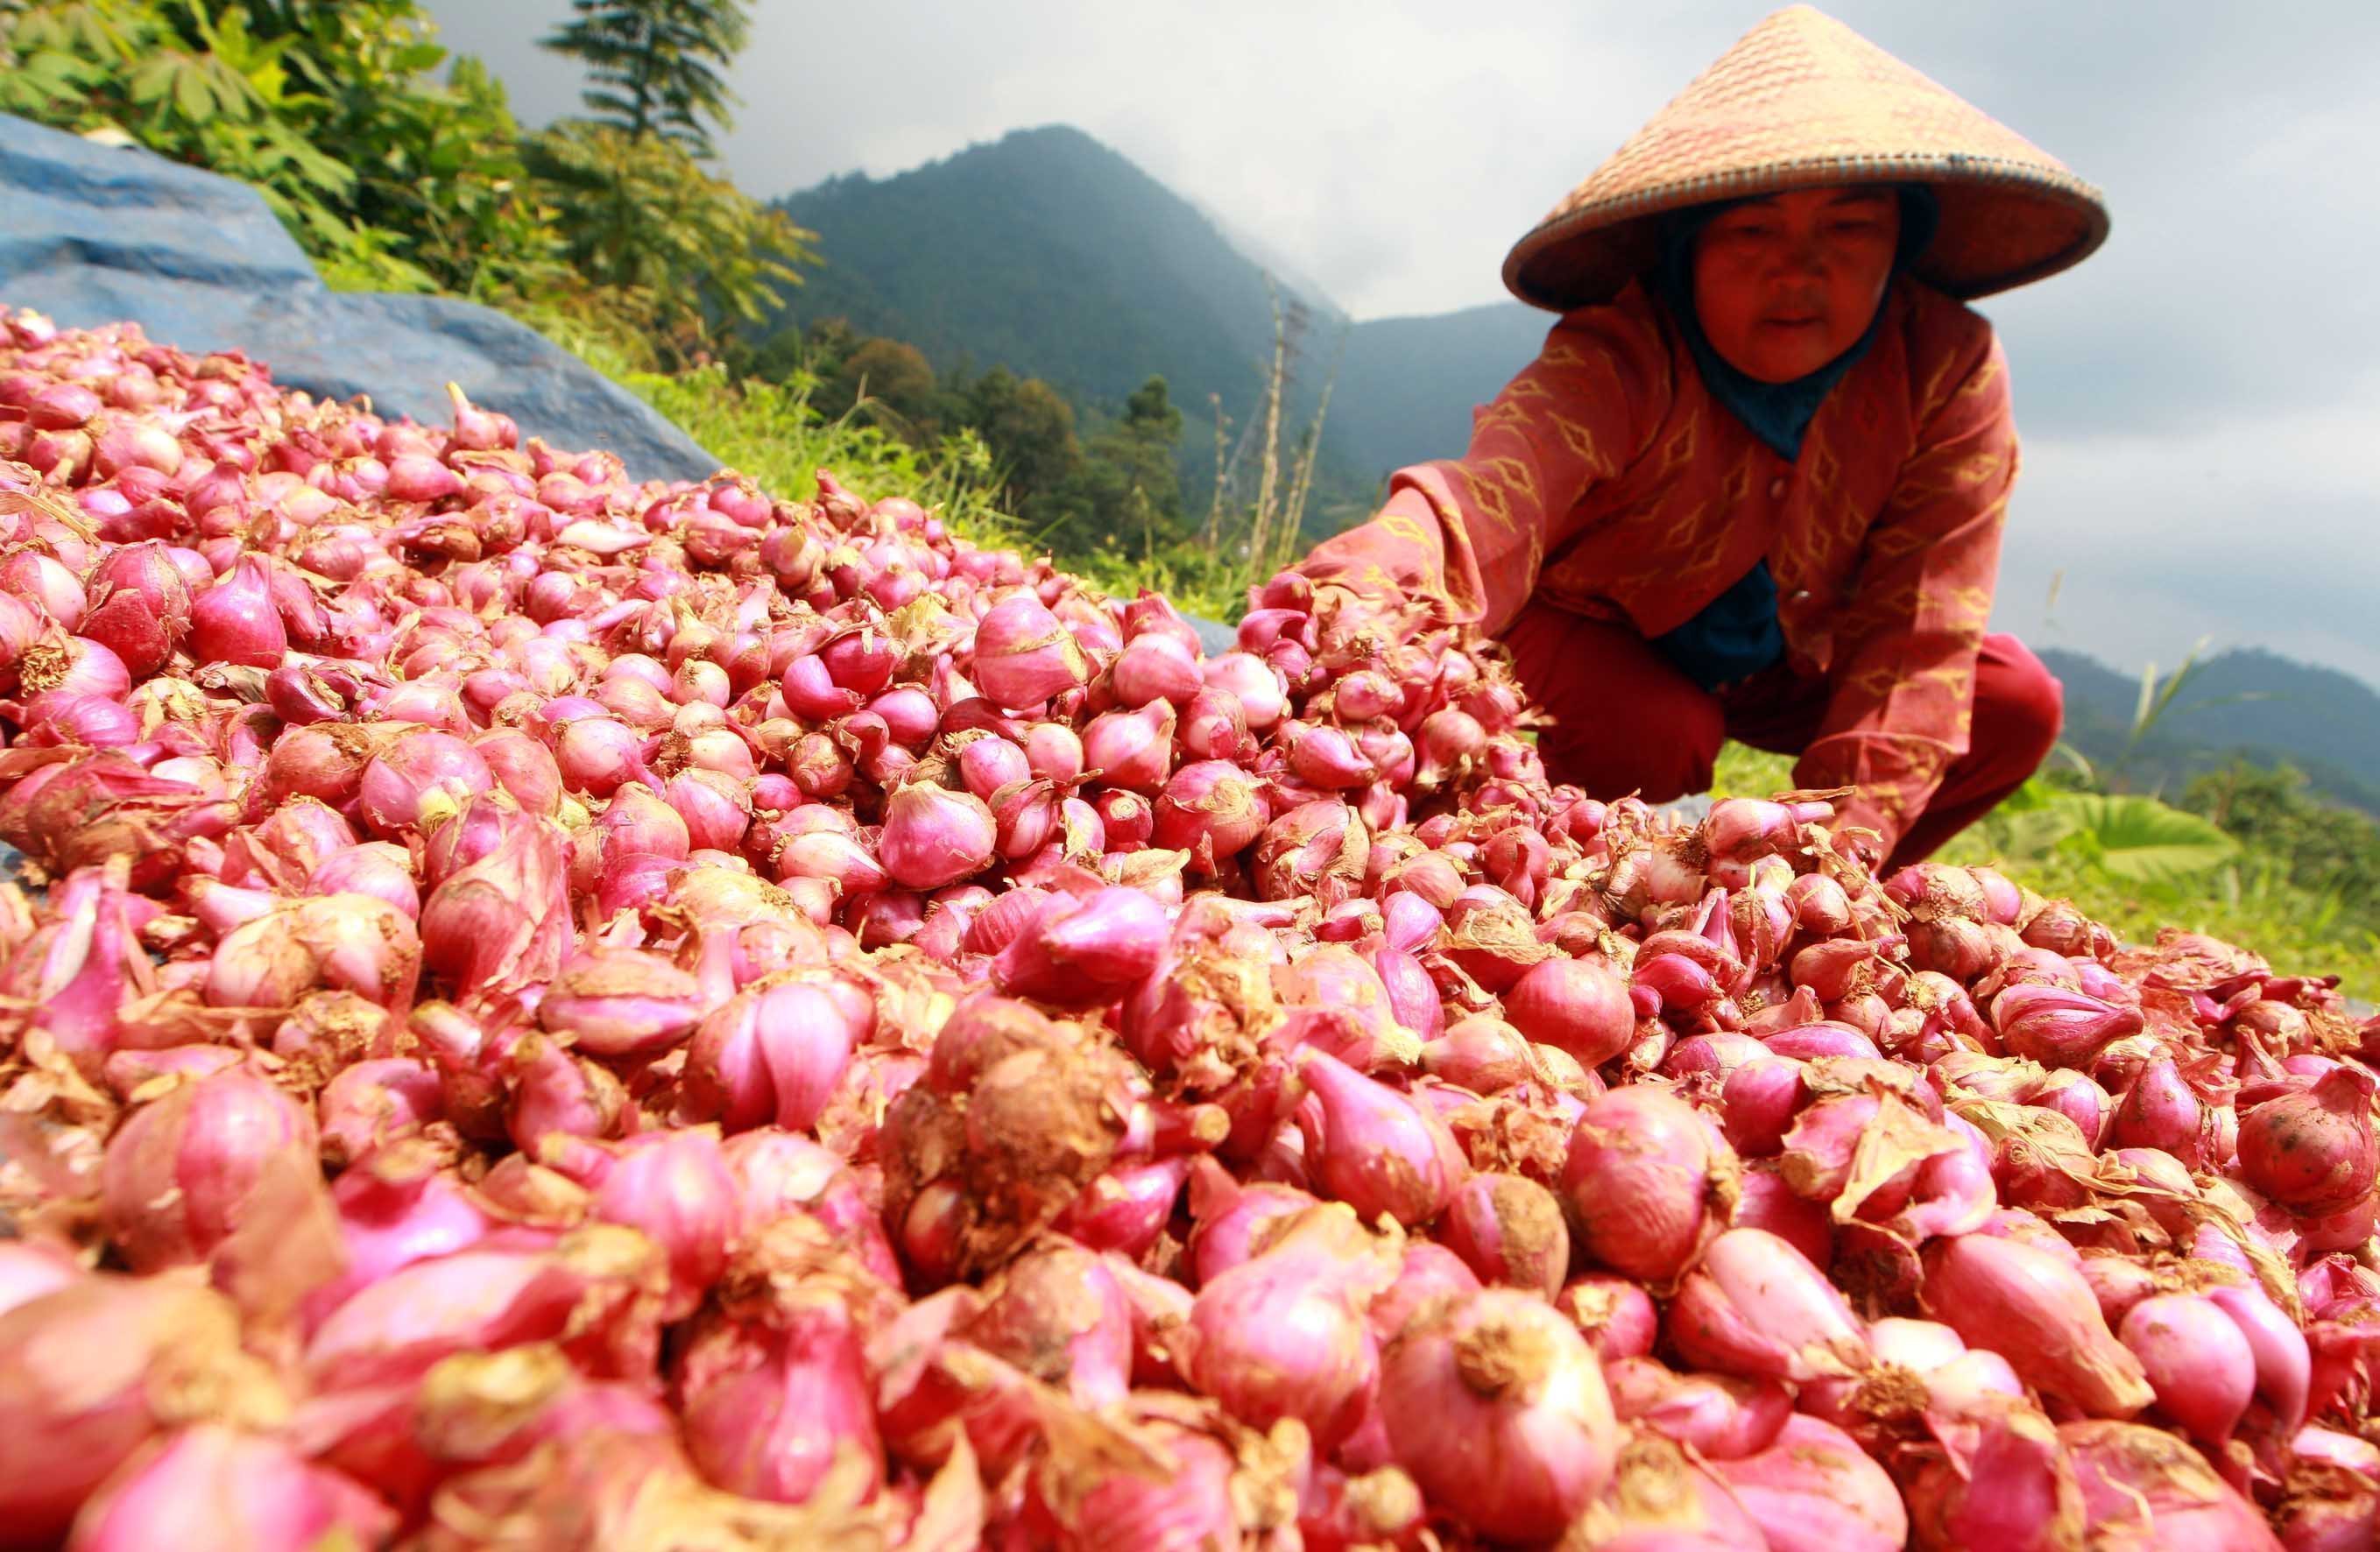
[542,0,752,160]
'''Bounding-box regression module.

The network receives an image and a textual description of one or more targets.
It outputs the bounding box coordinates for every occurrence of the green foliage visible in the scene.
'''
[0,1,802,363]
[3,0,394,279]
[2041,644,2380,818]
[541,0,748,160]
[2181,761,2380,924]
[1974,787,2240,885]
[0,0,565,296]
[1065,538,1246,627]
[961,367,1080,516]
[613,359,1017,551]
[253,5,566,301]
[744,325,1244,612]
[518,119,812,364]
[830,337,942,437]
[1061,377,1186,545]
[613,345,1247,621]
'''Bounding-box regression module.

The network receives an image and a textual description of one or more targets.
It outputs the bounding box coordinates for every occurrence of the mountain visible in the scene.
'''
[1331,300,1553,490]
[2039,646,2380,815]
[771,124,1551,516]
[774,126,1336,466]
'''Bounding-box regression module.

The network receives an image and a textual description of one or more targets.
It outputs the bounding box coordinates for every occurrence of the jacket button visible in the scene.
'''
[1790,589,1811,603]
[1769,476,1788,499]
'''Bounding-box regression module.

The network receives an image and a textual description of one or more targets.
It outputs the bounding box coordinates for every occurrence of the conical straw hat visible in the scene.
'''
[1503,5,2108,310]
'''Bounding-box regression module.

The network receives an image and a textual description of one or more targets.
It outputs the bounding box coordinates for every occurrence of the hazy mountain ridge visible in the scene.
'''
[2039,646,2380,815]
[776,126,1331,461]
[771,124,1550,507]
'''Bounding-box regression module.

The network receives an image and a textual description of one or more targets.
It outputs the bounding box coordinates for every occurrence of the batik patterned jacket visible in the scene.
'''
[1300,273,2017,844]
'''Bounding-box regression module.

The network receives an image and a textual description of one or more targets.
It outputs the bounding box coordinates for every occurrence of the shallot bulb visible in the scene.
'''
[67,1425,395,1551]
[1502,956,1635,1067]
[878,780,996,889]
[1921,1231,2153,1417]
[1379,1288,1619,1542]
[100,1066,319,1271]
[0,1280,273,1541]
[1708,1413,1909,1552]
[2117,1293,2255,1453]
[1182,1210,1385,1450]
[972,594,1088,709]
[2236,1067,2378,1216]
[1561,1085,1734,1282]
[1296,1048,1466,1227]
[675,1302,883,1506]
[1438,1173,1570,1299]
[1668,1228,1872,1382]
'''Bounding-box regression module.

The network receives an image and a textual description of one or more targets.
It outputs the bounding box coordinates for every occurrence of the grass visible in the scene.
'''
[1711,744,2380,1000]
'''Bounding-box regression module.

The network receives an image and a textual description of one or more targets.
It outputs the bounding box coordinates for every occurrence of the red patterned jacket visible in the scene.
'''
[1299,273,2017,844]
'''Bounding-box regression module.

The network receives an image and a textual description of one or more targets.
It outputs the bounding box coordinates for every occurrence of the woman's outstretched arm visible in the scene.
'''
[1298,303,1670,638]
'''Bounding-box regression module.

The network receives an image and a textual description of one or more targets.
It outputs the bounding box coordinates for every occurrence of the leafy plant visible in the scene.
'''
[519,120,812,364]
[2055,635,2275,795]
[0,0,560,296]
[541,0,750,160]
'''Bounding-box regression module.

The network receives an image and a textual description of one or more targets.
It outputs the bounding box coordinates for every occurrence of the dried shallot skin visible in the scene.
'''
[879,996,1133,1281]
[0,304,2373,1548]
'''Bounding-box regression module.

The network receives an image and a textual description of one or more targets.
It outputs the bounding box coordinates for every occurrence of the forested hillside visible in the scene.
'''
[2041,646,2380,815]
[770,125,1556,509]
[1331,300,1551,487]
[773,126,1343,487]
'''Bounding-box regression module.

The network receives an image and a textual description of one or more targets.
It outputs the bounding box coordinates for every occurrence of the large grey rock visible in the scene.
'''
[0,113,719,483]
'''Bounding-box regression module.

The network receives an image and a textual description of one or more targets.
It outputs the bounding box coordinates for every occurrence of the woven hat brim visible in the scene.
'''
[1502,154,2109,312]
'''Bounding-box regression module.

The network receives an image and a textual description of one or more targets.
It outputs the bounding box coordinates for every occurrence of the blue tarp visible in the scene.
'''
[0,113,720,483]
[0,116,1246,655]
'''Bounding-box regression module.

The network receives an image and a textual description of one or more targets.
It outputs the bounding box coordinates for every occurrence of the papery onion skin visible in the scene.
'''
[2059,1418,2282,1552]
[1439,1172,1570,1299]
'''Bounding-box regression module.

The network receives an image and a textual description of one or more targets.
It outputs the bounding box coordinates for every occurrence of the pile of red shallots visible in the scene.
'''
[0,306,2376,1552]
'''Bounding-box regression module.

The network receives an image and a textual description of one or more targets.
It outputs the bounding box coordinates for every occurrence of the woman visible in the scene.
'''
[1298,5,2108,869]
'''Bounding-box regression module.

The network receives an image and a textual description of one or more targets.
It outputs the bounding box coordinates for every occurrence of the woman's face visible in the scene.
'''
[1691,187,1901,383]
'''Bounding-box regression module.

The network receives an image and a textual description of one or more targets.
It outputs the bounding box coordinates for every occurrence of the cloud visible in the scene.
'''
[419,0,2380,688]
[1993,382,2380,686]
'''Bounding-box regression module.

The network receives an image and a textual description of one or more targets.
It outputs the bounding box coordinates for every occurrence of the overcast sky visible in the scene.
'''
[423,1,2380,692]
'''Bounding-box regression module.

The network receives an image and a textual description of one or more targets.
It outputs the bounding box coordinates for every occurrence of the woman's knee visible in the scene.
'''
[1536,679,1727,801]
[1501,603,1725,801]
[1974,634,2064,773]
